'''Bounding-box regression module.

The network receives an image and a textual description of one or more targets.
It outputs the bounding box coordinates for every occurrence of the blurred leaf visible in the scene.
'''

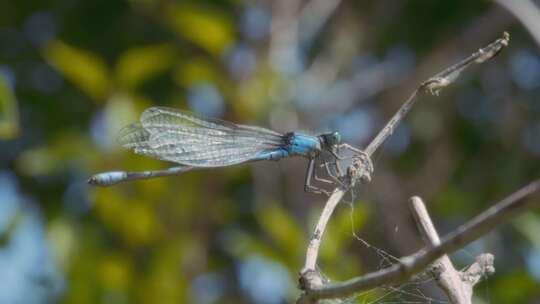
[163,3,234,55]
[138,242,187,304]
[220,229,285,263]
[173,57,220,87]
[320,201,369,262]
[99,253,133,291]
[320,251,362,286]
[121,201,162,247]
[513,213,540,247]
[0,211,23,247]
[234,67,278,118]
[16,131,94,176]
[102,93,140,149]
[94,189,163,247]
[491,270,539,303]
[17,146,58,176]
[433,186,478,216]
[256,204,304,259]
[43,40,110,100]
[64,227,103,304]
[94,189,126,227]
[47,218,77,271]
[0,75,19,139]
[115,44,176,89]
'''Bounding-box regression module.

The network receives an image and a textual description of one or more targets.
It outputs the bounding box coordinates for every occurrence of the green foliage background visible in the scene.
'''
[0,0,539,303]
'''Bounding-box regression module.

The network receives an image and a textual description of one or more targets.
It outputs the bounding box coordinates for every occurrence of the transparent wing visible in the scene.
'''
[118,107,285,167]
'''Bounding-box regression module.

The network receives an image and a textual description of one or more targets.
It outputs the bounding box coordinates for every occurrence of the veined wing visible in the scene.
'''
[118,107,285,167]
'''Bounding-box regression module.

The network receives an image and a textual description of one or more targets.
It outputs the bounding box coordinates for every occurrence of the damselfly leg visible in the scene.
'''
[304,158,336,196]
[314,144,374,190]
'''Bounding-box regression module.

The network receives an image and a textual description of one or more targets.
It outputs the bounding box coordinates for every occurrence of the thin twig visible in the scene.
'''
[298,32,511,303]
[410,196,494,304]
[302,188,347,274]
[364,32,509,157]
[364,88,419,156]
[410,196,466,304]
[302,179,540,301]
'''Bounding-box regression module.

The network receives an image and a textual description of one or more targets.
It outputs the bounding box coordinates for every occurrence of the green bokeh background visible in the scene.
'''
[0,0,539,303]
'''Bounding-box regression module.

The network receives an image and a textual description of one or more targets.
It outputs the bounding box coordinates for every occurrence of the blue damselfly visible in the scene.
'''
[89,107,364,194]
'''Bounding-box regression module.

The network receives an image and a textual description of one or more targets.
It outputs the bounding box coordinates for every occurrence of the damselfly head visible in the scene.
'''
[321,131,341,147]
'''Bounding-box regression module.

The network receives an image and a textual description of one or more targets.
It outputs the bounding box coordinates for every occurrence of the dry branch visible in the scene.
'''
[410,196,494,304]
[298,32,514,303]
[363,32,509,157]
[300,180,540,302]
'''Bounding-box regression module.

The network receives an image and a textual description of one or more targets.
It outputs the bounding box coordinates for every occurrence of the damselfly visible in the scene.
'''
[89,107,364,194]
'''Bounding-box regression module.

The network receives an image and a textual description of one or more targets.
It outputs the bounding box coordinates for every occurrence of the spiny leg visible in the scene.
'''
[314,173,334,184]
[337,143,364,154]
[304,158,331,196]
[320,162,339,181]
[307,158,334,184]
[337,143,374,175]
[321,161,348,188]
[335,144,375,185]
[331,144,360,176]
[314,160,346,188]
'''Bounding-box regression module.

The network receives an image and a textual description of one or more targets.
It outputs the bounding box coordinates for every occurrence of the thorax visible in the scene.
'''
[285,132,322,157]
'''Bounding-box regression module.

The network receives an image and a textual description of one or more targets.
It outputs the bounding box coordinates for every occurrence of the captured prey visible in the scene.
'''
[88,107,362,194]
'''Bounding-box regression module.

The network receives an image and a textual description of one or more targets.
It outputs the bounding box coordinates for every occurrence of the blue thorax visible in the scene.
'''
[252,132,322,161]
[286,133,322,156]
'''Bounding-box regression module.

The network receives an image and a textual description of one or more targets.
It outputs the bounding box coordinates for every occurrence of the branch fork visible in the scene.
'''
[295,32,538,304]
[411,196,494,304]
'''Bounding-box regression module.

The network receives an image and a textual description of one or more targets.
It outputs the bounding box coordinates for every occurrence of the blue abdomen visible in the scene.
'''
[287,133,321,156]
[251,133,321,162]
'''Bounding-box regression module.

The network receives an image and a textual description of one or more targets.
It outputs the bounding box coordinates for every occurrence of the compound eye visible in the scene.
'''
[332,132,341,144]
